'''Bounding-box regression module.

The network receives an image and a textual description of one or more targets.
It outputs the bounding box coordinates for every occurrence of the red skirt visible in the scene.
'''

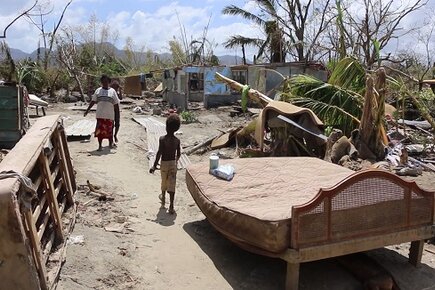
[95,118,114,140]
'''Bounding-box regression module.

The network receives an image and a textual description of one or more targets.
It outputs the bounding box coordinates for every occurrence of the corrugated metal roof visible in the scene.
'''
[133,117,191,169]
[65,119,96,137]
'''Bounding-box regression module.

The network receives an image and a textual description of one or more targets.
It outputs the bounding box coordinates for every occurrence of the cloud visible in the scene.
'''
[105,2,213,53]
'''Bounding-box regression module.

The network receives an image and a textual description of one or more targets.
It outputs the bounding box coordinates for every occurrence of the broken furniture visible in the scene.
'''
[255,101,326,157]
[0,83,30,149]
[186,157,435,290]
[0,115,77,290]
[29,94,48,116]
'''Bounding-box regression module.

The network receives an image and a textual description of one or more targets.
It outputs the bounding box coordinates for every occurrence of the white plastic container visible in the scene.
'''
[209,154,220,170]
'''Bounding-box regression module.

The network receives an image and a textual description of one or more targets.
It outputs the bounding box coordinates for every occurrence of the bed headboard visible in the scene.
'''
[290,170,435,249]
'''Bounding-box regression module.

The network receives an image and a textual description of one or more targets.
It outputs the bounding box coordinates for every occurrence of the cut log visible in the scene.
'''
[215,72,273,107]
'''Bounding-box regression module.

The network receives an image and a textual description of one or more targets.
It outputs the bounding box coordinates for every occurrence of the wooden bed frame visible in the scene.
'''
[206,170,435,290]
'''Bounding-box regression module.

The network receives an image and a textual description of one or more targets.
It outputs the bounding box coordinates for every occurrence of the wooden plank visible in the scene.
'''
[59,127,76,191]
[281,226,435,263]
[50,164,61,183]
[37,210,50,240]
[43,231,56,265]
[39,153,64,241]
[59,197,67,214]
[32,175,43,192]
[38,180,63,241]
[47,202,77,290]
[23,208,48,290]
[54,130,74,205]
[48,148,57,165]
[32,194,47,222]
[55,179,63,198]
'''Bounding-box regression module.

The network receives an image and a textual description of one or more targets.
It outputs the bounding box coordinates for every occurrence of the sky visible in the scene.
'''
[0,0,262,58]
[0,0,434,60]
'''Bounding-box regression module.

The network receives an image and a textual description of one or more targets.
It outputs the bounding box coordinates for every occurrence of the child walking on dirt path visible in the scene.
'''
[149,114,181,214]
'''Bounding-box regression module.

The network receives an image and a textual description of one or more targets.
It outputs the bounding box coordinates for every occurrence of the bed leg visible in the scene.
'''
[409,240,424,267]
[285,262,300,290]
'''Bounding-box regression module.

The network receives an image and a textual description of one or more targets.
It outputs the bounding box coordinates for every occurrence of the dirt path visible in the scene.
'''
[52,105,435,290]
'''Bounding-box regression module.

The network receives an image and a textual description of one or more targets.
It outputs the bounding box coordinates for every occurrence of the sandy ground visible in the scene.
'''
[35,102,435,290]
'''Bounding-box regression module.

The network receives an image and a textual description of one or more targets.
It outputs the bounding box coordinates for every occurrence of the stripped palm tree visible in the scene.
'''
[223,35,264,64]
[222,2,286,63]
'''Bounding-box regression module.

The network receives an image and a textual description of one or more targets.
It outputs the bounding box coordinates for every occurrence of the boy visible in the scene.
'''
[149,114,181,214]
[84,75,120,151]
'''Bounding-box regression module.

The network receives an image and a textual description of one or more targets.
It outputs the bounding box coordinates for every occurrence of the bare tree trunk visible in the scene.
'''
[72,73,85,102]
[241,44,246,65]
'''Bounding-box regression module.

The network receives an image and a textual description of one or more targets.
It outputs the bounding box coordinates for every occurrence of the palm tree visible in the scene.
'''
[222,2,285,63]
[280,57,366,135]
[223,35,263,64]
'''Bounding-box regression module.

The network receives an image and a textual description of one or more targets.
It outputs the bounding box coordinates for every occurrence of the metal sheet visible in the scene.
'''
[133,117,191,169]
[204,67,231,96]
[65,119,96,137]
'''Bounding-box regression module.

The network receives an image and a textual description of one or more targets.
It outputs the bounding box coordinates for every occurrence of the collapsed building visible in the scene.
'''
[161,62,327,109]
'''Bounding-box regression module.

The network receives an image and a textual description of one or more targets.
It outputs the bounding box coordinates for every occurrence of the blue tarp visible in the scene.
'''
[204,67,231,95]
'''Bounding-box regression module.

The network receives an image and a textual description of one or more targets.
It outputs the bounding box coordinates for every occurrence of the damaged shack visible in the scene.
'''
[162,62,327,110]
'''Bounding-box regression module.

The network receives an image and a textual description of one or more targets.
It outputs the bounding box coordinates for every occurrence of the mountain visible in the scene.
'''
[218,55,246,65]
[9,48,29,60]
[9,43,246,66]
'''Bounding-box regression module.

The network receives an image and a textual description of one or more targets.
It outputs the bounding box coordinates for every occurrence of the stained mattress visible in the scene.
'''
[186,157,353,253]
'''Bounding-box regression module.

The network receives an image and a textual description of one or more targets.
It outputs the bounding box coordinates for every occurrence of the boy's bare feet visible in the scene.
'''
[168,206,175,214]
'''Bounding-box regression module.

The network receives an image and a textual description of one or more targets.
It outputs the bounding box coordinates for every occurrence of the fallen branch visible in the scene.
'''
[86,180,109,197]
[215,72,272,107]
[0,0,38,39]
[185,135,221,155]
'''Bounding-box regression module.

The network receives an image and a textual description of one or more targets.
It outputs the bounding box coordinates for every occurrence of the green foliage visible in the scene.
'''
[169,39,188,66]
[210,55,220,66]
[181,111,197,123]
[241,85,250,112]
[279,58,366,135]
[372,39,381,64]
[16,60,45,93]
[328,57,366,91]
[222,1,286,63]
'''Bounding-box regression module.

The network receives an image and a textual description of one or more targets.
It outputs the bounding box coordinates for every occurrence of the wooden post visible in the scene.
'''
[39,153,64,241]
[286,262,300,290]
[58,127,76,191]
[409,240,424,267]
[53,130,74,205]
[23,208,48,290]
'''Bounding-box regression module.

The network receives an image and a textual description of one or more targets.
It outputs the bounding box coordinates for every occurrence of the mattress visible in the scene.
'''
[186,157,353,253]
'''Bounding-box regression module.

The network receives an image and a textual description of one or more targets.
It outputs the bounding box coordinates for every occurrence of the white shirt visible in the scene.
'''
[92,87,120,120]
